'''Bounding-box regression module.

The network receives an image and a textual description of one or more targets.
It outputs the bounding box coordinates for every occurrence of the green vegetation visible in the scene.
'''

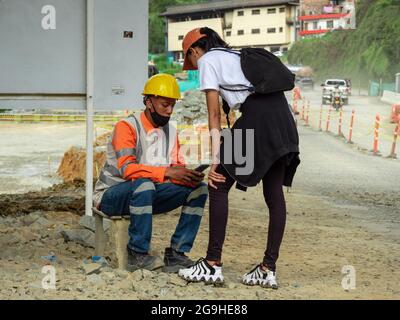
[287,0,400,84]
[152,54,182,74]
[149,0,209,54]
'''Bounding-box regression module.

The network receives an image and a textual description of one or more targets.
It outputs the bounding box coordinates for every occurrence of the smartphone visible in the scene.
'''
[194,164,209,172]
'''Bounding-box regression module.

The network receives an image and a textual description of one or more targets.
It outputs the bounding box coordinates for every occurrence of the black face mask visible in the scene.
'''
[149,99,170,127]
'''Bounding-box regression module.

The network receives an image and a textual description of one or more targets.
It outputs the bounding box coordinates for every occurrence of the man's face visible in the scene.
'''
[147,96,176,117]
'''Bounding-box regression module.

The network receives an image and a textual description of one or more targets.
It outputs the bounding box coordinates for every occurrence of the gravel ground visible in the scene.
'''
[0,121,399,300]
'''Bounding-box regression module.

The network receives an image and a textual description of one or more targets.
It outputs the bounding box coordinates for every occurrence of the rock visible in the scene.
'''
[0,226,13,233]
[103,272,116,280]
[79,215,110,233]
[22,213,40,226]
[81,263,102,275]
[5,234,22,245]
[141,269,154,279]
[174,290,185,297]
[3,217,22,228]
[76,286,85,293]
[131,270,143,282]
[86,274,106,287]
[29,282,43,290]
[115,269,129,279]
[102,266,114,273]
[115,279,134,291]
[202,288,214,294]
[168,275,187,287]
[226,282,237,289]
[32,217,50,228]
[157,273,170,287]
[61,229,95,248]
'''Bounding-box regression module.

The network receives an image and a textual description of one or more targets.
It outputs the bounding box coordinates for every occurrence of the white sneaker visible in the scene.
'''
[242,264,278,289]
[178,258,224,284]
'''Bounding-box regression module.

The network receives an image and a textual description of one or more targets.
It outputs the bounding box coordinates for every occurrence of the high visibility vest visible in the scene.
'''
[93,114,177,207]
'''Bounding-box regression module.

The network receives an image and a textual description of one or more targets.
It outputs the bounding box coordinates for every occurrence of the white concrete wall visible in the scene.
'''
[228,6,289,48]
[304,18,347,31]
[167,18,223,52]
[166,4,297,53]
[381,90,400,105]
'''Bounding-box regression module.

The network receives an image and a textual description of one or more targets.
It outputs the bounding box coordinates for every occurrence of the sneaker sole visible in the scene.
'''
[260,282,279,290]
[242,279,262,286]
[179,273,224,284]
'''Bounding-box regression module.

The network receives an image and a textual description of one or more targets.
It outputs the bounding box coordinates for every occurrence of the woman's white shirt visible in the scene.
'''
[197,49,252,110]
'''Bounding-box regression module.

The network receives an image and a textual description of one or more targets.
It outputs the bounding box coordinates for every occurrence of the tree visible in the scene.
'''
[149,0,209,53]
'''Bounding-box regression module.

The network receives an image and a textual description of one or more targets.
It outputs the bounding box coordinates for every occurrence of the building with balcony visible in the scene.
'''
[299,0,356,37]
[160,0,300,62]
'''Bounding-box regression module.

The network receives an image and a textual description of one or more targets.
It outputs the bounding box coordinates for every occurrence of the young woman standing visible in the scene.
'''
[178,27,300,289]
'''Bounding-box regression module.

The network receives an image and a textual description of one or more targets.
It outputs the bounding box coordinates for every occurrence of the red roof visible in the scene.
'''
[299,29,329,36]
[300,13,348,21]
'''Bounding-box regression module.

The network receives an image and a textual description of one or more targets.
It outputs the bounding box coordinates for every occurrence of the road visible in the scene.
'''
[0,122,108,194]
[288,88,399,158]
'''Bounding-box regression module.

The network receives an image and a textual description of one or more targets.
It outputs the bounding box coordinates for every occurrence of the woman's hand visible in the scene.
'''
[208,163,226,189]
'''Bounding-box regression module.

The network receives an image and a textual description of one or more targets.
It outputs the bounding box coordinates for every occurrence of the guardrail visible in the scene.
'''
[0,114,123,122]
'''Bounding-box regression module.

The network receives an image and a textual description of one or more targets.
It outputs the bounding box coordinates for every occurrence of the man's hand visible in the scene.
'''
[165,166,205,185]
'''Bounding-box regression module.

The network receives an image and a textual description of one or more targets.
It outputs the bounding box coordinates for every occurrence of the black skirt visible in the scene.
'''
[220,92,300,187]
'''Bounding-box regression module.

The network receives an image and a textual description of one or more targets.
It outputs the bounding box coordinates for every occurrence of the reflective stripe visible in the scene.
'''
[99,172,123,187]
[104,164,121,177]
[133,181,156,194]
[120,160,136,176]
[186,185,208,203]
[115,148,136,159]
[123,116,143,162]
[162,124,170,159]
[181,206,204,216]
[129,205,153,215]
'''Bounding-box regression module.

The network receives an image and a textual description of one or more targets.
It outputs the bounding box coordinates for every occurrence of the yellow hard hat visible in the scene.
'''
[142,73,181,100]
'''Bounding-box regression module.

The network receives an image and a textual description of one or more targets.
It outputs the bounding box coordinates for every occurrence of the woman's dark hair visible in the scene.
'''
[190,27,231,52]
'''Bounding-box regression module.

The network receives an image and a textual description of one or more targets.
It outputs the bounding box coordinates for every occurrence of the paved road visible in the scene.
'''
[293,123,400,239]
[0,123,108,194]
[287,88,399,157]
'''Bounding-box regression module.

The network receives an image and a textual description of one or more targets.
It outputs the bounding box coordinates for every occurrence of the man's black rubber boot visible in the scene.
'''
[126,246,163,272]
[163,247,194,273]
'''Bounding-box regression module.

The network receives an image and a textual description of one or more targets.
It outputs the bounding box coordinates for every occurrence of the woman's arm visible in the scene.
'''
[205,89,226,188]
[206,90,221,163]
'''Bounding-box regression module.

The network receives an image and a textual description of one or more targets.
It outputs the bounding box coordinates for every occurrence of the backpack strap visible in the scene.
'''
[208,48,255,93]
[209,47,241,56]
[221,99,231,128]
[219,85,255,92]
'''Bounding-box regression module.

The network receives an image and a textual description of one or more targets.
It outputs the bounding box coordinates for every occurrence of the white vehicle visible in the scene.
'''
[321,79,350,105]
[273,50,284,57]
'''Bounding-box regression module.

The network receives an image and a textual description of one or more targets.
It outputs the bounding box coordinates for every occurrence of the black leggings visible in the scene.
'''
[206,156,287,271]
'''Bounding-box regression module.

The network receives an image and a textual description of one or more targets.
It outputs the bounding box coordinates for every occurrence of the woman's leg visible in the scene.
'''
[262,156,287,272]
[205,164,235,263]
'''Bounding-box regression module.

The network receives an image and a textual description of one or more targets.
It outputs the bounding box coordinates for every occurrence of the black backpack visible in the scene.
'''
[210,47,295,127]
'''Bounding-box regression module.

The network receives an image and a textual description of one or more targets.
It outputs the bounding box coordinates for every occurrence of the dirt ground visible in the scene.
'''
[0,118,399,300]
[0,180,399,300]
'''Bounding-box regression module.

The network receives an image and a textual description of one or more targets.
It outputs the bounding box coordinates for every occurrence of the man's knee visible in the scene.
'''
[130,179,156,203]
[131,179,155,194]
[183,182,208,217]
[186,182,208,202]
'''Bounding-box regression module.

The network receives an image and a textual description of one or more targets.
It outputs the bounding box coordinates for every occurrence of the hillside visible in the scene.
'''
[287,0,400,83]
